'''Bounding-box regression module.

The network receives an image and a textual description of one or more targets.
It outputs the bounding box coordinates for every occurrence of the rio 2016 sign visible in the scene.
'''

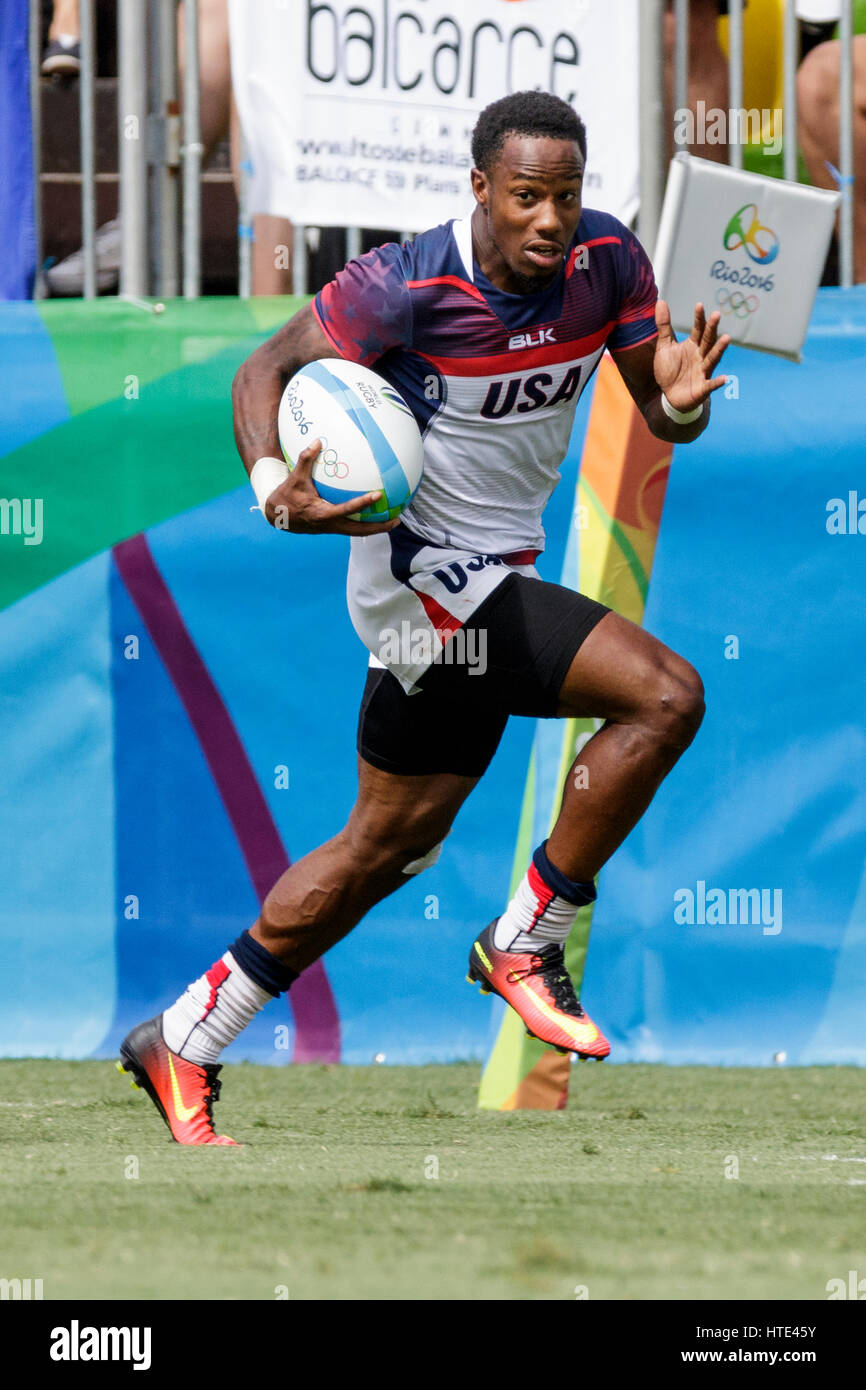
[653,155,838,356]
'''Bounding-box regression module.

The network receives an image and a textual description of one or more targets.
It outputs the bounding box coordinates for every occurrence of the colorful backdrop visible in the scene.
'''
[1,292,864,1068]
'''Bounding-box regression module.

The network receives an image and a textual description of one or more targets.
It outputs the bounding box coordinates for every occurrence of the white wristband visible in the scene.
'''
[250,456,290,512]
[661,393,704,425]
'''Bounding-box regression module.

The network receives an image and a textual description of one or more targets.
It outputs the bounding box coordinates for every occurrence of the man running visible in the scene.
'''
[119,90,729,1144]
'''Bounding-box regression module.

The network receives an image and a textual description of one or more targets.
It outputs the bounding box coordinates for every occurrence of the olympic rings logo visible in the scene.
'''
[723,203,779,265]
[322,451,349,478]
[316,438,350,479]
[716,287,759,318]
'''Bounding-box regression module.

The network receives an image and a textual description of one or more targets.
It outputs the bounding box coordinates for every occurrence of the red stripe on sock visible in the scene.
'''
[200,959,231,1020]
[526,862,556,932]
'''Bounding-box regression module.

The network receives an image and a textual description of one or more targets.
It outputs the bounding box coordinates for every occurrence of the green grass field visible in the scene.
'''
[1,1060,864,1301]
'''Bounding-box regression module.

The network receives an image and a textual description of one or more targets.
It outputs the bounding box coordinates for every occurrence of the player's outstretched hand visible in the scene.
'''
[653,300,731,412]
[264,439,400,535]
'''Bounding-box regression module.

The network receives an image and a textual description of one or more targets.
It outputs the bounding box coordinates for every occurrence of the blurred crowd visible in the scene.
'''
[36,0,866,294]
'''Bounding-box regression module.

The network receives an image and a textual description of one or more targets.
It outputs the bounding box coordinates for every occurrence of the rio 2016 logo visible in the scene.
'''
[723,204,779,265]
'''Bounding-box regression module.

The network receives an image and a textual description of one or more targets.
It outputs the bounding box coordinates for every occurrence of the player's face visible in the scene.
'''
[471,134,585,294]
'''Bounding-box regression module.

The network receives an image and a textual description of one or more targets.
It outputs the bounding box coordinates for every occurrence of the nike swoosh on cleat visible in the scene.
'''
[168,1054,200,1123]
[473,942,493,971]
[510,978,601,1046]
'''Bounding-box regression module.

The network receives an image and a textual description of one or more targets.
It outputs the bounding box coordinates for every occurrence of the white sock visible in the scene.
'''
[162,951,273,1066]
[493,853,595,953]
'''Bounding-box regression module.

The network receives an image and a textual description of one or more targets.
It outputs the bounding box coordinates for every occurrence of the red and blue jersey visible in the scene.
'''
[314,207,657,553]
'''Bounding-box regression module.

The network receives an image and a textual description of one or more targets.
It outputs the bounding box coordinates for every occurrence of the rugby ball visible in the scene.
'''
[277,359,424,522]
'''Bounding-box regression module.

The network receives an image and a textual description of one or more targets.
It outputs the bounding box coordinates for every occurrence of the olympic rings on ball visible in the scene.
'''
[716,288,759,319]
[320,447,349,479]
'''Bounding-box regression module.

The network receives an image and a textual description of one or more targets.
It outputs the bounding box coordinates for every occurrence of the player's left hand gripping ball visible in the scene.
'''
[278,359,424,522]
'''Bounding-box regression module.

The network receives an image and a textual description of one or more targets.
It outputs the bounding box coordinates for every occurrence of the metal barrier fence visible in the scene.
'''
[28,0,858,298]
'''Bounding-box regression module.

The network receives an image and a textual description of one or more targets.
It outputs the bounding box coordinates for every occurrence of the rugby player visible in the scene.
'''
[119,90,729,1144]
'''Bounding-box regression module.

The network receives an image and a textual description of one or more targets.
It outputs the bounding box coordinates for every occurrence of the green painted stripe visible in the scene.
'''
[35,297,299,418]
[249,295,304,333]
[580,475,649,601]
[1,299,312,612]
[477,1009,549,1111]
[0,330,274,613]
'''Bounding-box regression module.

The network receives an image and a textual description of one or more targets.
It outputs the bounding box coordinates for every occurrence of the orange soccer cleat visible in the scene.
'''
[467,922,610,1059]
[117,1015,239,1146]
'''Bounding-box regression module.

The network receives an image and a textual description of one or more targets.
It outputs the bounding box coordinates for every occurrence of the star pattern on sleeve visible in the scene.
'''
[316,247,412,364]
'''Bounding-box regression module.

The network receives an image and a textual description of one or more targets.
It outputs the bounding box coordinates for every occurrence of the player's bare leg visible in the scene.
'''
[251,761,479,971]
[120,761,477,1143]
[548,611,704,879]
[468,611,703,1058]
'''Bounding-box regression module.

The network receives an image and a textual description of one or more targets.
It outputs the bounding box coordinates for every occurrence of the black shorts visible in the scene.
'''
[357,573,611,778]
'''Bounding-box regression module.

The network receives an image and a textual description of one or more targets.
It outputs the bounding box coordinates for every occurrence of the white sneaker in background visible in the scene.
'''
[41,34,81,77]
[44,219,123,296]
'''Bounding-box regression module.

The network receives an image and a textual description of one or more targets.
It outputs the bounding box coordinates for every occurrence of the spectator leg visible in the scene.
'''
[666,0,731,164]
[178,0,232,158]
[798,37,866,284]
[228,94,293,296]
[48,0,80,41]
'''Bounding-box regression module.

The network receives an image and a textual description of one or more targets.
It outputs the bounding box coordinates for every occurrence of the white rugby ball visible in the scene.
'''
[277,359,424,522]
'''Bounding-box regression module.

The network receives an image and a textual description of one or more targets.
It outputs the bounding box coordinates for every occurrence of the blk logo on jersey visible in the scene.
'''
[481,365,584,419]
[508,329,557,350]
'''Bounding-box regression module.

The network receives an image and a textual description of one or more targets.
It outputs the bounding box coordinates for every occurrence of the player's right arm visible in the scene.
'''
[231,302,397,536]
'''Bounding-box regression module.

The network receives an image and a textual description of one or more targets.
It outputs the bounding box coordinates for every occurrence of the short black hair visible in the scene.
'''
[471,90,587,175]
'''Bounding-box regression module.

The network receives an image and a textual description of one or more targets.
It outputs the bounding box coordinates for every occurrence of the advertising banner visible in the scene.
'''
[228,0,639,230]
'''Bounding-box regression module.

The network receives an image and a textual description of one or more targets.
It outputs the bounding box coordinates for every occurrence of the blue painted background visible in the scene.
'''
[0,289,864,1065]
